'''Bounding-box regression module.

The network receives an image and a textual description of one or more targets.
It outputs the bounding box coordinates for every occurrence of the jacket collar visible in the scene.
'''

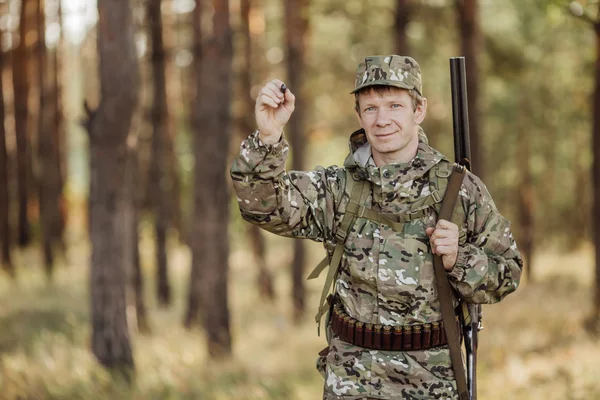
[344,126,446,186]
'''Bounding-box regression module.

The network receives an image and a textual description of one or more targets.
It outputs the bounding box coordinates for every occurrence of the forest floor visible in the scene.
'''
[1,225,600,399]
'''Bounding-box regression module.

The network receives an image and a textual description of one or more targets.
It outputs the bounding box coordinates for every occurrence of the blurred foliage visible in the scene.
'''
[32,0,595,251]
[253,0,596,251]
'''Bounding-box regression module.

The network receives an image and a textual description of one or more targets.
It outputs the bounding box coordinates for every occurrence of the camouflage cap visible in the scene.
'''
[351,55,422,96]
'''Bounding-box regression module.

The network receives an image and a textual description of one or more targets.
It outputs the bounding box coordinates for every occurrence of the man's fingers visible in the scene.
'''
[256,80,294,111]
[432,237,456,247]
[264,82,285,100]
[428,229,458,242]
[259,86,282,104]
[269,78,285,90]
[430,237,457,252]
[428,221,459,259]
[257,93,279,109]
[436,219,458,231]
[284,88,295,104]
[433,245,455,256]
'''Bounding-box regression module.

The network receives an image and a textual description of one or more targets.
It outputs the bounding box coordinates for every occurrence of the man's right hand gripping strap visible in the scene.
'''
[433,164,470,400]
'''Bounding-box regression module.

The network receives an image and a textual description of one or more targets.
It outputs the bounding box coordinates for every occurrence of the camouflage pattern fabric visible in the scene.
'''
[322,335,456,399]
[230,128,523,400]
[351,55,423,95]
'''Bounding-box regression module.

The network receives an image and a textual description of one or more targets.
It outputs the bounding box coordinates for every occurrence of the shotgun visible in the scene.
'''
[450,56,482,400]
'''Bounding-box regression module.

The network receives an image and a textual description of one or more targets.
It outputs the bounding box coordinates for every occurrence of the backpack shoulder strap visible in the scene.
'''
[407,160,451,213]
[308,168,369,335]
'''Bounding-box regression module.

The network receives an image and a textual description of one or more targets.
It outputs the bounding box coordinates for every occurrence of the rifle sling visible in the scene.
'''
[433,164,469,400]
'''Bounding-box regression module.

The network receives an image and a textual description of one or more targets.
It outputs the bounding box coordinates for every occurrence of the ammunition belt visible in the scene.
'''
[331,303,449,351]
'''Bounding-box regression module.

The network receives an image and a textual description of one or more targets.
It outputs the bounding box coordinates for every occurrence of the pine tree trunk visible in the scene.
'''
[13,0,33,247]
[0,26,14,276]
[147,0,172,307]
[53,0,67,252]
[395,0,412,55]
[240,0,275,301]
[592,19,600,326]
[88,0,139,373]
[36,0,52,273]
[284,0,309,322]
[185,0,203,326]
[130,87,150,335]
[185,0,233,359]
[132,204,150,334]
[161,9,183,245]
[517,90,534,282]
[37,0,63,279]
[456,0,483,180]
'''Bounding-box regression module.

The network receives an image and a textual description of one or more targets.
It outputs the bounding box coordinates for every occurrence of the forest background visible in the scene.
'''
[1,0,600,399]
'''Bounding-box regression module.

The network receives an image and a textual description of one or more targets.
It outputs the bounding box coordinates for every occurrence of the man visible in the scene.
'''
[231,55,523,399]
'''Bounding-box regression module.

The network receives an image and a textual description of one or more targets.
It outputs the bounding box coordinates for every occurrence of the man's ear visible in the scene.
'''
[414,98,427,124]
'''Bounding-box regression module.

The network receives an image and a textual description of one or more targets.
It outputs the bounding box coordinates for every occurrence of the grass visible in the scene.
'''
[1,227,600,399]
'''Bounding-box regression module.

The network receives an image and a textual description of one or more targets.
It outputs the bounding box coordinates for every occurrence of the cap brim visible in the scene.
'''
[350,80,415,94]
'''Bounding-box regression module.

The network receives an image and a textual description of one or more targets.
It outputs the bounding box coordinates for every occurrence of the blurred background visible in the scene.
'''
[0,0,600,399]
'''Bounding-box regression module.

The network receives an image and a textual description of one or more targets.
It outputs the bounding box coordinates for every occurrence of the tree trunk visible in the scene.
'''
[185,0,233,359]
[592,18,600,327]
[185,0,203,326]
[0,27,14,276]
[132,203,150,334]
[37,0,63,279]
[395,0,412,55]
[129,74,150,335]
[88,0,139,373]
[456,0,483,180]
[517,89,534,283]
[248,225,275,299]
[13,0,33,247]
[240,0,275,301]
[36,0,52,273]
[147,0,172,307]
[53,0,67,252]
[160,11,183,245]
[284,0,309,322]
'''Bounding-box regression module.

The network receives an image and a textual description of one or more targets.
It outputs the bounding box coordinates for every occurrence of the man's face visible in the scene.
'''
[355,87,427,165]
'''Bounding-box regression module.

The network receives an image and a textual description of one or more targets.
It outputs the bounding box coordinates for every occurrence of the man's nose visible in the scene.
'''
[376,109,391,126]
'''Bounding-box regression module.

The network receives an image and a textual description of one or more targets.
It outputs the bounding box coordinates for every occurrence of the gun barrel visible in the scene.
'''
[449,57,471,170]
[465,328,475,400]
[450,56,479,400]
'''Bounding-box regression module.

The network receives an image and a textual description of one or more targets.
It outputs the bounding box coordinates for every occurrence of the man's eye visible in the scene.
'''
[364,107,375,112]
[391,104,401,108]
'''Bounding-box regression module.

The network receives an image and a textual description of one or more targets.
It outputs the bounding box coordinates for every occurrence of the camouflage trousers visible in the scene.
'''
[317,335,458,400]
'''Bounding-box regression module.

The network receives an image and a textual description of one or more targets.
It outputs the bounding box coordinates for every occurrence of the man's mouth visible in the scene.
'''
[375,132,396,138]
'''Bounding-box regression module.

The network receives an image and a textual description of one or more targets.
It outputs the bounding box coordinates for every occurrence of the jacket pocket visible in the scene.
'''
[316,345,329,378]
[323,337,370,397]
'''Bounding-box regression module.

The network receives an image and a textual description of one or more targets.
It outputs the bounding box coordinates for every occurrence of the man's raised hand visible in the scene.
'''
[255,79,295,145]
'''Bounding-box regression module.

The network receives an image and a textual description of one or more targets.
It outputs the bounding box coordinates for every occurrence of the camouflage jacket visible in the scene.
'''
[231,128,523,399]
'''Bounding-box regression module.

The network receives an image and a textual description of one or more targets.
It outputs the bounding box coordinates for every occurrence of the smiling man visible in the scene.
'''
[231,55,523,399]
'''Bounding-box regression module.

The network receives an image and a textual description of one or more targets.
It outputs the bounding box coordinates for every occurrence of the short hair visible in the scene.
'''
[354,85,424,114]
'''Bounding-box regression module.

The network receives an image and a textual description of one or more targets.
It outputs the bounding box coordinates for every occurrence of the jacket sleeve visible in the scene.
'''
[447,172,524,304]
[230,131,344,242]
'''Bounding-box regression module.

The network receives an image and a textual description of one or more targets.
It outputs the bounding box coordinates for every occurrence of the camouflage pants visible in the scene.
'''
[317,335,458,400]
